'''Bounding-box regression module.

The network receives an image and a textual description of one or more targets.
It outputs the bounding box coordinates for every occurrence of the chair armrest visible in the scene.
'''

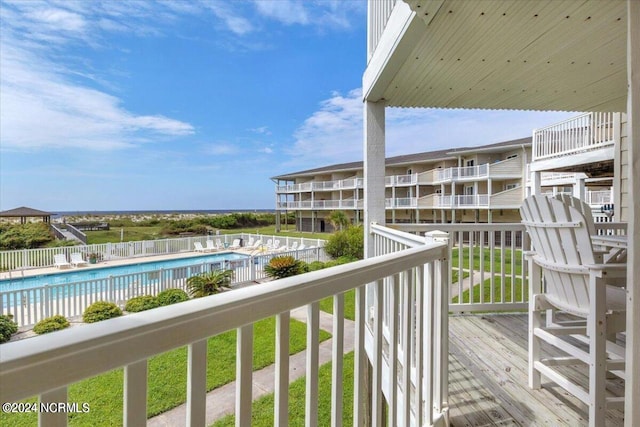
[585,263,627,279]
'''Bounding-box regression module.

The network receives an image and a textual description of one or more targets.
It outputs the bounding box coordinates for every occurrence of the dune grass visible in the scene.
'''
[1,317,330,427]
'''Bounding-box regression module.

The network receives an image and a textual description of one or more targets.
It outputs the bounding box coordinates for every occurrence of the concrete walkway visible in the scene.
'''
[147,307,355,426]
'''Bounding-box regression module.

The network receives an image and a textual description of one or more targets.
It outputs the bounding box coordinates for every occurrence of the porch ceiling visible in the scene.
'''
[367,0,627,112]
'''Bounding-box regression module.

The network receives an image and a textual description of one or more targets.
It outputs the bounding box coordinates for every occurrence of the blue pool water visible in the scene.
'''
[0,252,249,292]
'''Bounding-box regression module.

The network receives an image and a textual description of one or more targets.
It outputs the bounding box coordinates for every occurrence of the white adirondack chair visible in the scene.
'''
[520,195,626,427]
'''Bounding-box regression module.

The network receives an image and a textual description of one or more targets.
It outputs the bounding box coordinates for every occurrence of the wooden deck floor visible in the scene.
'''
[447,313,624,426]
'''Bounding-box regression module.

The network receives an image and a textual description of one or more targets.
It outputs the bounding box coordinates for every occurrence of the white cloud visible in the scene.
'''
[0,43,194,150]
[253,0,309,25]
[285,88,577,171]
[260,147,274,154]
[203,143,239,156]
[248,126,272,135]
[203,2,254,35]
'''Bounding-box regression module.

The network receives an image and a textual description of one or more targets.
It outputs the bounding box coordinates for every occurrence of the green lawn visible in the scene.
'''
[452,276,527,306]
[1,317,331,427]
[213,352,355,427]
[319,289,356,321]
[451,246,524,276]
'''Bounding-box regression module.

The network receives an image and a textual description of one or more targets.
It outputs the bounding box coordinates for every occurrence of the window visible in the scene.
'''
[506,154,518,160]
[505,183,519,190]
[464,186,474,195]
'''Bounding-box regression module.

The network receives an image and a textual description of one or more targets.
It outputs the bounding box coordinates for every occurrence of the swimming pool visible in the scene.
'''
[0,252,249,292]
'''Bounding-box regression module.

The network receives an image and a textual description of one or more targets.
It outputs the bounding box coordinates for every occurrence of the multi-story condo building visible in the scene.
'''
[273,131,617,232]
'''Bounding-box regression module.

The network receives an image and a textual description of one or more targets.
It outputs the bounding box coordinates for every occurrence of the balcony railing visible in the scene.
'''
[385,197,418,208]
[586,190,612,206]
[385,173,418,186]
[0,223,448,426]
[435,194,490,208]
[276,178,363,193]
[532,112,615,162]
[436,164,489,182]
[276,200,360,210]
[368,0,398,59]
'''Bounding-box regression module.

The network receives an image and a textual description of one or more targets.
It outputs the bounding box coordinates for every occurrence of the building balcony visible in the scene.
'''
[430,187,523,209]
[385,197,417,209]
[385,173,417,187]
[1,222,626,426]
[432,157,522,184]
[276,178,363,194]
[276,199,362,210]
[531,112,617,172]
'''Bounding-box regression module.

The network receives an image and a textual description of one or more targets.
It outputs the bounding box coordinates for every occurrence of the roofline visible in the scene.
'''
[272,137,531,179]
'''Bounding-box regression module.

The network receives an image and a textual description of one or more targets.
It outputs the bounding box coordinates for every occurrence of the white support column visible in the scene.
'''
[625,1,639,425]
[529,170,541,196]
[573,176,585,200]
[364,100,386,258]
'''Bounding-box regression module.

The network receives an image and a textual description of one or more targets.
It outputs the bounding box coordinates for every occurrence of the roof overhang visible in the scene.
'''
[364,0,627,112]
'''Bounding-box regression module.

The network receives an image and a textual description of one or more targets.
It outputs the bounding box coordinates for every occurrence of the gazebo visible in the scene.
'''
[0,206,53,224]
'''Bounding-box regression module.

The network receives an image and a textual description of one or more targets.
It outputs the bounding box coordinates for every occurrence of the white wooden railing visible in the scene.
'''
[0,234,326,272]
[396,223,529,312]
[385,197,418,208]
[276,178,364,193]
[436,164,489,182]
[586,189,613,206]
[385,174,417,186]
[0,224,448,427]
[435,194,490,208]
[532,112,615,162]
[1,247,328,328]
[369,223,449,425]
[277,200,361,210]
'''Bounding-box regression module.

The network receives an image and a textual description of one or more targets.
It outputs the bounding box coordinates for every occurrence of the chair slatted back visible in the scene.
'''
[521,195,596,316]
[554,193,597,235]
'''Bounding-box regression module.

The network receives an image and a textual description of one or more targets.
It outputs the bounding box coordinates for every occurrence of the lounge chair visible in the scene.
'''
[289,241,299,251]
[194,242,207,253]
[70,252,89,268]
[205,240,218,252]
[54,254,71,269]
[215,239,225,250]
[298,243,306,251]
[228,239,241,249]
[246,237,255,248]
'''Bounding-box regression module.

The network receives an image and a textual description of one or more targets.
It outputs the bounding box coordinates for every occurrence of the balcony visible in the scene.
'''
[385,173,417,187]
[433,157,522,184]
[531,112,616,171]
[385,197,417,209]
[276,178,363,194]
[2,222,627,426]
[276,199,362,210]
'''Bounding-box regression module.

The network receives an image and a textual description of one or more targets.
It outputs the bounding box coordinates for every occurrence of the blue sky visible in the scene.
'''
[0,0,575,212]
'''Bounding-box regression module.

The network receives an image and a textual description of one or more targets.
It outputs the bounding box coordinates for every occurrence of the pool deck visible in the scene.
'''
[0,248,258,281]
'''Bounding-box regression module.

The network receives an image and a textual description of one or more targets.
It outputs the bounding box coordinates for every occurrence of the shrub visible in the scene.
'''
[83,301,123,323]
[264,256,304,279]
[324,225,364,260]
[306,261,327,272]
[124,295,160,313]
[33,315,69,335]
[187,270,233,298]
[0,314,18,343]
[157,289,189,306]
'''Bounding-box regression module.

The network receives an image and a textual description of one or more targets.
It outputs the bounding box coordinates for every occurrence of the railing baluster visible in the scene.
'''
[39,386,67,427]
[187,339,207,426]
[124,359,147,427]
[372,279,384,427]
[305,302,320,427]
[236,324,253,427]
[387,273,399,426]
[415,266,424,425]
[353,285,366,427]
[331,293,344,427]
[275,311,290,427]
[402,269,413,425]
